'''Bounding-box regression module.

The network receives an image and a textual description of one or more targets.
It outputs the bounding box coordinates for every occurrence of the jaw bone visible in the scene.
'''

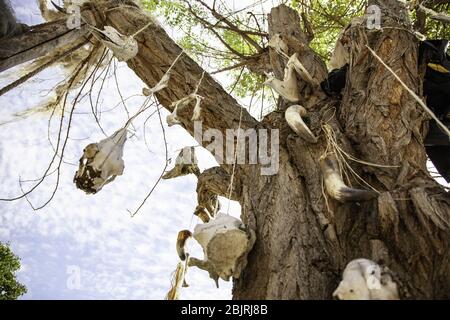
[285,105,318,143]
[264,63,300,103]
[176,230,192,261]
[319,154,378,202]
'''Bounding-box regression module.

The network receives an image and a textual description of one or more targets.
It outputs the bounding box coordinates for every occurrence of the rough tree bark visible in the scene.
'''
[3,0,450,299]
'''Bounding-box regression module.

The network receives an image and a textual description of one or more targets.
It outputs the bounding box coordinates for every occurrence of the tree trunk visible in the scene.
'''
[4,0,450,299]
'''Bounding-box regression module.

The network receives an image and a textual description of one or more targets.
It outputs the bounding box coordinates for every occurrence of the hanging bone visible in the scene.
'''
[162,147,200,179]
[288,53,319,87]
[328,17,364,70]
[96,26,138,62]
[264,63,300,103]
[285,105,318,143]
[319,154,378,202]
[333,258,400,300]
[188,213,256,287]
[176,230,192,261]
[74,128,127,194]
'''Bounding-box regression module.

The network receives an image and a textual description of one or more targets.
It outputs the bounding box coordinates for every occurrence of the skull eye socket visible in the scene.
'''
[350,289,354,293]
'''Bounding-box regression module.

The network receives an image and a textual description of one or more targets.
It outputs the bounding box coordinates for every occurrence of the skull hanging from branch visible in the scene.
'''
[96,26,138,62]
[162,147,201,180]
[74,128,127,194]
[188,214,256,287]
[333,258,400,300]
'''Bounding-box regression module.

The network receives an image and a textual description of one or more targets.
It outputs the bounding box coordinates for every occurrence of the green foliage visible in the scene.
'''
[0,242,27,300]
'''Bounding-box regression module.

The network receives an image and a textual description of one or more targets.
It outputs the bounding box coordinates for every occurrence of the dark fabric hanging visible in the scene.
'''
[320,40,449,182]
[320,64,349,97]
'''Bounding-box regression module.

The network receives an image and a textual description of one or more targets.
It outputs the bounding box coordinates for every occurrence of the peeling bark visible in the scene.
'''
[101,1,450,299]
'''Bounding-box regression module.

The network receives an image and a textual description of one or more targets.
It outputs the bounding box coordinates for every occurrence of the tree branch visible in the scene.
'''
[193,0,264,53]
[417,4,450,23]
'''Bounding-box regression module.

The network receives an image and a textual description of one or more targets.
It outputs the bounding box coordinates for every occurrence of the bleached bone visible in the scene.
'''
[188,213,256,287]
[268,33,289,55]
[74,128,127,194]
[97,26,138,62]
[285,105,318,143]
[319,154,378,202]
[143,73,171,96]
[333,258,399,300]
[287,53,319,87]
[163,147,200,179]
[166,93,203,126]
[264,63,300,102]
[176,230,192,261]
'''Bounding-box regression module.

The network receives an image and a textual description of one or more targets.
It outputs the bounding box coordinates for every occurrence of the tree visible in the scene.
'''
[0,0,449,299]
[0,242,27,300]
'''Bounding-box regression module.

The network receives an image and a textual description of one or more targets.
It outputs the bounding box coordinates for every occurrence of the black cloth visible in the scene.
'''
[420,40,450,182]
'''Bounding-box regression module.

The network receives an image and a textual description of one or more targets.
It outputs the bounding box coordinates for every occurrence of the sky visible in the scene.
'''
[0,0,277,300]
